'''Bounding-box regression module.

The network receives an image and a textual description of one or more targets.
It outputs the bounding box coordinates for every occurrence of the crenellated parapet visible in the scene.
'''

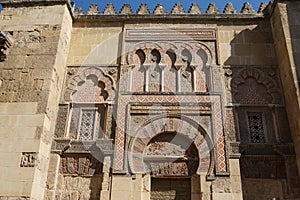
[74,2,269,16]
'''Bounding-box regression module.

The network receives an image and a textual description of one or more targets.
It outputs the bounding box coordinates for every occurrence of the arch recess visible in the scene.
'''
[230,68,281,104]
[128,114,215,178]
[64,67,116,102]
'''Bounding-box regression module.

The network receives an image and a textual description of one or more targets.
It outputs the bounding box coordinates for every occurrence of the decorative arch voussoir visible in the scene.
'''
[65,67,116,102]
[128,114,215,178]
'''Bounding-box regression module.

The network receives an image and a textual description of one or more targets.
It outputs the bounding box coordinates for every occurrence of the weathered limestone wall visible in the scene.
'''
[0,1,72,199]
[218,19,276,66]
[110,175,150,200]
[67,22,123,66]
[271,0,300,176]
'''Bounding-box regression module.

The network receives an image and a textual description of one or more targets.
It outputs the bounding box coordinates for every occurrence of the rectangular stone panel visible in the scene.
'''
[125,28,217,41]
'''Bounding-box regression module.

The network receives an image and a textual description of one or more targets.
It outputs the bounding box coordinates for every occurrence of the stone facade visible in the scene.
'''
[0,0,300,199]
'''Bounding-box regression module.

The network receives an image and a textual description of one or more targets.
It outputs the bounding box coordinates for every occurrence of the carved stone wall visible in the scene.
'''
[63,66,117,103]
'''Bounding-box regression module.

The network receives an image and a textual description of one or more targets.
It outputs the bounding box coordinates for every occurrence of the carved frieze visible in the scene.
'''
[59,154,102,175]
[52,139,114,155]
[130,103,212,115]
[125,29,217,41]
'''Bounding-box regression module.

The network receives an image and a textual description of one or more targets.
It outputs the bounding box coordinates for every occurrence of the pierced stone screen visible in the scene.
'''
[79,109,97,140]
[247,112,266,143]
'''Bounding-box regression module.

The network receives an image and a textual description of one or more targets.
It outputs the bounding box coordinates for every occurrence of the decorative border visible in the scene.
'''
[125,28,217,41]
[128,114,214,178]
[113,94,227,175]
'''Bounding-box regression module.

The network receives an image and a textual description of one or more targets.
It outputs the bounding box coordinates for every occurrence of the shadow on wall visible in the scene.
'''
[287,2,300,86]
[224,21,300,199]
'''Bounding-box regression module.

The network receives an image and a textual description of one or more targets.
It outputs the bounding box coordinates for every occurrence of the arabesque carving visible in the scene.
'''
[230,68,281,104]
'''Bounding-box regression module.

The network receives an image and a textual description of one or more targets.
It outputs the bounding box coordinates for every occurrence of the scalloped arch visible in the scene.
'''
[64,67,116,102]
[230,68,281,104]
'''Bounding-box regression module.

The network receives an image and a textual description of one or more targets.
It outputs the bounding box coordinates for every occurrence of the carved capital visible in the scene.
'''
[174,64,183,71]
[229,142,241,159]
[158,63,167,70]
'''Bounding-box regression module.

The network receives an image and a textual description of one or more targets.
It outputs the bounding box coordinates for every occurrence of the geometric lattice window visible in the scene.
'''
[247,112,266,143]
[78,109,97,140]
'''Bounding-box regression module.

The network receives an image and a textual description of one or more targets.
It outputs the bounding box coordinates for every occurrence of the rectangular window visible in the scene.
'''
[68,104,106,140]
[247,112,266,143]
[79,109,97,140]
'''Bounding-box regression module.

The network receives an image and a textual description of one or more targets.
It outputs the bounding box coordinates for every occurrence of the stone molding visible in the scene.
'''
[124,28,217,41]
[51,139,114,155]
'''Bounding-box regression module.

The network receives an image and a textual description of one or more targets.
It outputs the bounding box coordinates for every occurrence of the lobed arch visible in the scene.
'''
[193,42,213,66]
[127,41,213,67]
[230,68,281,104]
[64,67,116,102]
[128,114,215,178]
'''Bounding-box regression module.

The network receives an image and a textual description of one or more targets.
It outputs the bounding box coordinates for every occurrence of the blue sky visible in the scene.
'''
[73,0,268,13]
